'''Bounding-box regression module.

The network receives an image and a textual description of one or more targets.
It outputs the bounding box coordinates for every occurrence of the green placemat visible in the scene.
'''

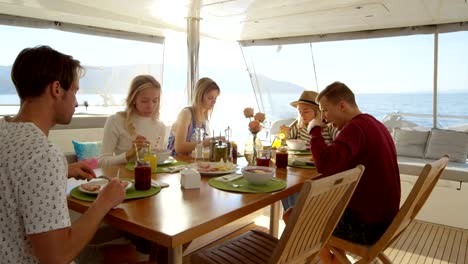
[70,180,161,202]
[125,160,188,173]
[208,177,286,193]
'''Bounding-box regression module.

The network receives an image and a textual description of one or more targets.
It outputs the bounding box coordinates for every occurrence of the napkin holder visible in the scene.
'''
[180,168,201,189]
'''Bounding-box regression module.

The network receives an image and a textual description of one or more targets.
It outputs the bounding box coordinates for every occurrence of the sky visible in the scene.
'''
[0,24,467,95]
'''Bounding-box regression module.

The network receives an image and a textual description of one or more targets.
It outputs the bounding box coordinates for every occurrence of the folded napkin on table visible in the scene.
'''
[290,156,314,166]
[215,174,243,182]
[162,165,187,173]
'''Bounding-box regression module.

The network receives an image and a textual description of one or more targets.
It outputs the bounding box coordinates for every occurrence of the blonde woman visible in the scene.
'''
[99,75,166,167]
[281,91,339,211]
[168,77,220,155]
[282,91,338,146]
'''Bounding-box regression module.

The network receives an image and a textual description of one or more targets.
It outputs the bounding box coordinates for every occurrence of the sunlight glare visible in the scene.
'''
[149,0,188,27]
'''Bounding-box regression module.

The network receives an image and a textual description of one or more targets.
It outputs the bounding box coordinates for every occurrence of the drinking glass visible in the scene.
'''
[256,149,271,167]
[137,143,157,172]
[134,160,151,190]
[192,128,204,161]
[276,147,288,168]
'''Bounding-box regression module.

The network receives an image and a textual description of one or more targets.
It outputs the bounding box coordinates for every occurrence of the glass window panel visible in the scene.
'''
[199,38,255,145]
[160,32,188,126]
[437,31,468,131]
[312,35,434,129]
[241,43,316,124]
[0,24,164,116]
[242,34,435,130]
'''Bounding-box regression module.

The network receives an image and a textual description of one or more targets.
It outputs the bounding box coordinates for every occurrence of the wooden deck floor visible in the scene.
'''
[383,220,468,264]
[184,220,468,263]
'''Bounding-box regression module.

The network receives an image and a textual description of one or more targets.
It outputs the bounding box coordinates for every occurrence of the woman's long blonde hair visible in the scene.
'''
[119,75,161,136]
[191,77,220,125]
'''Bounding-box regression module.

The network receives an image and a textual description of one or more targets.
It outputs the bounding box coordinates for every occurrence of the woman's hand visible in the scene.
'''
[279,125,290,138]
[202,136,226,147]
[307,115,324,132]
[126,135,149,160]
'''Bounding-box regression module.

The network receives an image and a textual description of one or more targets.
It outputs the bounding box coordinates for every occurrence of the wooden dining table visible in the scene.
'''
[67,156,319,264]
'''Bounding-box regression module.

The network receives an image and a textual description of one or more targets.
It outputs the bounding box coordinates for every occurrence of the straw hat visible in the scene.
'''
[290,91,319,108]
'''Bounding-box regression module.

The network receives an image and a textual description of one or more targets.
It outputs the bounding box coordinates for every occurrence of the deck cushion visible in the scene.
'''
[425,129,468,163]
[393,129,430,158]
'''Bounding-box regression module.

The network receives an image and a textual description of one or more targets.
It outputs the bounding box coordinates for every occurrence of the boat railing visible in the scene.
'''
[382,112,468,132]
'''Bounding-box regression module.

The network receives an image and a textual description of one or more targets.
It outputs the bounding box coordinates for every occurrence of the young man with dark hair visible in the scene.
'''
[0,46,129,263]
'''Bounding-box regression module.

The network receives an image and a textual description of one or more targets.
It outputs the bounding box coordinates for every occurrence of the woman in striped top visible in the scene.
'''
[281,90,339,211]
[285,91,338,147]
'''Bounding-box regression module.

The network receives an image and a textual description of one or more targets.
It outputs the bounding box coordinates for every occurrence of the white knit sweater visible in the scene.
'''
[98,113,166,167]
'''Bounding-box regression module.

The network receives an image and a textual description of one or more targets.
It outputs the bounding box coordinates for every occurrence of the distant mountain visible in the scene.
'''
[0,64,163,95]
[1,64,304,96]
[255,75,304,94]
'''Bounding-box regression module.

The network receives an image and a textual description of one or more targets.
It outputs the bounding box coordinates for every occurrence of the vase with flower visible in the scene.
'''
[243,107,266,165]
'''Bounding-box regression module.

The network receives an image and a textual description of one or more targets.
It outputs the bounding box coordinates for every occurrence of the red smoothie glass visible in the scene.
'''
[256,150,271,167]
[135,160,151,190]
[276,148,288,168]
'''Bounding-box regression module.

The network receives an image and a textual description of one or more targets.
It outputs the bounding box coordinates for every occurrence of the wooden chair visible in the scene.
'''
[191,165,365,264]
[326,156,449,264]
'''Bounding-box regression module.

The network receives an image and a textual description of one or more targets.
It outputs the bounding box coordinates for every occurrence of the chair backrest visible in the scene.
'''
[368,155,449,258]
[269,165,365,264]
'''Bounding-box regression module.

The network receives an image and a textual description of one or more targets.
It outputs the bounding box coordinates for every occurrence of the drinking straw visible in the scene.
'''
[116,168,120,179]
[134,143,140,161]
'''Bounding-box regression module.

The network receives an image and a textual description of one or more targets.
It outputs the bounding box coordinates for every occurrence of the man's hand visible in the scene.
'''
[96,178,127,211]
[68,161,96,180]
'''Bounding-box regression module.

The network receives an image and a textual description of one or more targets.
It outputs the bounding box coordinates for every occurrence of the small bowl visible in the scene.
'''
[242,166,275,185]
[154,150,171,164]
[286,139,306,150]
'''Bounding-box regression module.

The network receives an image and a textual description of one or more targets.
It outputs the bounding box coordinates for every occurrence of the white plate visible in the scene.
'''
[158,156,176,165]
[79,179,132,195]
[195,162,237,176]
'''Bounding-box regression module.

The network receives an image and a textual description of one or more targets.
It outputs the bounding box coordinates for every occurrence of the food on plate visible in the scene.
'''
[81,180,129,193]
[80,182,101,192]
[196,160,235,173]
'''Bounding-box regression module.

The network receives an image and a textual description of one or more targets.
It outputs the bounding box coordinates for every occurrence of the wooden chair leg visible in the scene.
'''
[148,241,192,263]
[149,243,159,262]
[327,245,352,264]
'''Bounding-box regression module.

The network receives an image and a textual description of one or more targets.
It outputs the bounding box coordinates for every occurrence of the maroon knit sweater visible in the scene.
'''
[310,114,400,225]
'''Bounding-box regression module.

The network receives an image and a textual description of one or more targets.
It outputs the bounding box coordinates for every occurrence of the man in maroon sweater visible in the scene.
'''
[310,82,401,263]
